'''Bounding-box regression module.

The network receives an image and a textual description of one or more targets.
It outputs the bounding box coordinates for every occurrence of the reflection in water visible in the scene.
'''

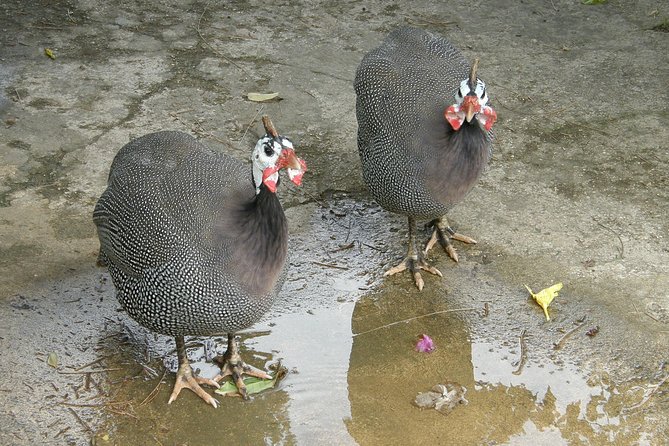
[252,305,358,445]
[345,286,658,445]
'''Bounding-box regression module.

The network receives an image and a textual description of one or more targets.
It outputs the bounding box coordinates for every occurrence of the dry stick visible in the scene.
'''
[353,308,478,337]
[623,374,669,413]
[74,356,110,371]
[55,426,70,438]
[512,329,528,375]
[553,319,586,350]
[139,369,167,407]
[67,407,92,433]
[312,261,349,270]
[240,106,264,142]
[592,217,624,259]
[58,368,121,375]
[330,242,355,253]
[195,3,242,70]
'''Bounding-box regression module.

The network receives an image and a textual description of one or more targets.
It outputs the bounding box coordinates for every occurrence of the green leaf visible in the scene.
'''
[214,366,286,396]
[582,0,606,4]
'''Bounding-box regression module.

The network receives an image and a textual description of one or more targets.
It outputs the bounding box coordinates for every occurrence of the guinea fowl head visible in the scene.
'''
[445,59,497,132]
[252,116,307,194]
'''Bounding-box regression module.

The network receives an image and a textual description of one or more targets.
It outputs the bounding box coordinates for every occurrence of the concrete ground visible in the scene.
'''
[1,0,668,445]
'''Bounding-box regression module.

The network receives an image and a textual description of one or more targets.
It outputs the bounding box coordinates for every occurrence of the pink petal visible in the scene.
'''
[415,334,435,353]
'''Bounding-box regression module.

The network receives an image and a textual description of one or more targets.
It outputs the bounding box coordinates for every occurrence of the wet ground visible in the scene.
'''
[1,0,668,445]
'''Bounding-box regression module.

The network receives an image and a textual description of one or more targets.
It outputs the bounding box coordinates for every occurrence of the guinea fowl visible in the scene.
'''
[355,27,497,291]
[93,116,306,407]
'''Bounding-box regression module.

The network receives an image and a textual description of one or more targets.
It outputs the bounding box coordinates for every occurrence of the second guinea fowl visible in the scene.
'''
[355,27,497,290]
[93,116,306,407]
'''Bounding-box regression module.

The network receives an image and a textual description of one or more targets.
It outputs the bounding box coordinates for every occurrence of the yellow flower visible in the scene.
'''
[525,283,563,321]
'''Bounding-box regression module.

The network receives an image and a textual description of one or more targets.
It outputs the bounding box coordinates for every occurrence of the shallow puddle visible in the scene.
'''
[90,197,667,445]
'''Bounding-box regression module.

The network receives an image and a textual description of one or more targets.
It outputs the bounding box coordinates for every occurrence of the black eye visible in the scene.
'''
[263,143,274,157]
[457,89,463,98]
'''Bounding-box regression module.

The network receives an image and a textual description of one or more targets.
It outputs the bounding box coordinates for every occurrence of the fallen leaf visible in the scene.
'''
[44,48,56,60]
[582,0,606,4]
[47,352,59,368]
[246,92,280,102]
[525,283,563,321]
[214,366,286,396]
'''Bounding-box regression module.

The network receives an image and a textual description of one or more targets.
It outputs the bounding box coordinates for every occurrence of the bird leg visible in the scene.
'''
[213,333,272,400]
[384,216,443,291]
[168,336,220,408]
[424,217,477,262]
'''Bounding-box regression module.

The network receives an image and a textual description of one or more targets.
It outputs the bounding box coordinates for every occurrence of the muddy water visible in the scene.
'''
[85,197,666,445]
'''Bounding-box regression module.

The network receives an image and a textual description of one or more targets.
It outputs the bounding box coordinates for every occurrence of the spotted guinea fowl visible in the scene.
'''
[93,116,306,407]
[355,27,497,291]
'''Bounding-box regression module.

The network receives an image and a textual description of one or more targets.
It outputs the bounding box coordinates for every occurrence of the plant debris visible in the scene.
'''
[511,329,527,375]
[47,352,59,368]
[586,326,600,337]
[246,92,281,102]
[415,334,435,353]
[214,365,287,397]
[525,283,563,321]
[44,48,56,60]
[413,382,467,413]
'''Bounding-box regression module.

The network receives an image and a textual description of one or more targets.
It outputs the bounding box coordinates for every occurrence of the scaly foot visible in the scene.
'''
[213,333,271,399]
[384,254,443,291]
[168,336,220,408]
[424,218,477,262]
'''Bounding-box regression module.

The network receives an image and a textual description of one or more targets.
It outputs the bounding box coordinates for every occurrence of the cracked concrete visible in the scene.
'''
[1,0,668,444]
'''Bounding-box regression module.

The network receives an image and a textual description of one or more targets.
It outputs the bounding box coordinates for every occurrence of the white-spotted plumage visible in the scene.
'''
[94,131,301,337]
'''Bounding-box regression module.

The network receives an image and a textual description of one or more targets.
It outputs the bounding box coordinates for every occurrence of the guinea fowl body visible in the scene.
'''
[93,131,288,337]
[355,27,496,289]
[355,26,493,219]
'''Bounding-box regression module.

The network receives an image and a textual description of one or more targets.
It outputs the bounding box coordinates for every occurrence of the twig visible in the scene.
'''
[550,0,558,11]
[553,319,586,350]
[330,242,355,253]
[195,4,242,69]
[512,329,528,375]
[55,426,70,438]
[240,107,264,142]
[623,374,669,413]
[14,88,21,101]
[74,356,110,371]
[67,407,92,432]
[644,311,662,323]
[592,217,624,259]
[312,261,349,270]
[58,368,121,374]
[139,369,167,407]
[59,401,129,408]
[353,307,478,337]
[362,243,386,252]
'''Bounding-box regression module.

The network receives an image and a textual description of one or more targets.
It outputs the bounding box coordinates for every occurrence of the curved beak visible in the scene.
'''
[461,95,480,123]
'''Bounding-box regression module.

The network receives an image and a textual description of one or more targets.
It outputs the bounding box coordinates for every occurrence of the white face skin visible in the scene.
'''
[445,77,497,132]
[251,135,295,194]
[454,78,489,106]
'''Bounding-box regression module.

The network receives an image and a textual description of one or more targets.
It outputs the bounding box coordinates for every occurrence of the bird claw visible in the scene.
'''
[424,223,477,261]
[213,336,271,400]
[168,363,220,408]
[385,255,443,291]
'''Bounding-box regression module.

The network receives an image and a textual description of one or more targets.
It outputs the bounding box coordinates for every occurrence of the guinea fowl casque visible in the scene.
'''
[354,27,497,290]
[93,116,306,407]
